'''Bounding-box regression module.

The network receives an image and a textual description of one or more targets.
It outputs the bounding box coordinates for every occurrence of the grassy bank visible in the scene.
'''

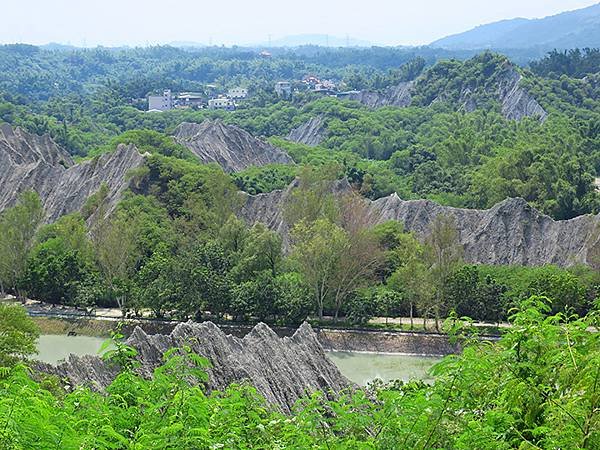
[33,317,114,337]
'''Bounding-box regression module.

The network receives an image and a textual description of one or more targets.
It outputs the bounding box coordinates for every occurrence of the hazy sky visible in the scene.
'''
[1,0,598,47]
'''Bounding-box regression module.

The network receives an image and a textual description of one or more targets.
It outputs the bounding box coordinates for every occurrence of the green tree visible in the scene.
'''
[284,164,341,226]
[444,265,507,322]
[291,219,348,320]
[232,223,283,281]
[91,212,140,315]
[0,303,39,367]
[172,240,233,320]
[273,272,313,325]
[387,230,432,329]
[425,214,463,330]
[0,192,44,297]
[132,246,177,318]
[22,214,94,305]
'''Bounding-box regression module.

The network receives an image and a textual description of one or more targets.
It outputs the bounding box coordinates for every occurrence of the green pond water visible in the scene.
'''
[36,335,108,364]
[36,335,441,385]
[326,351,441,385]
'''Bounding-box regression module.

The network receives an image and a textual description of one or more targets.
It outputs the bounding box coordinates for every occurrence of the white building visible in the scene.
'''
[208,97,235,110]
[275,81,292,98]
[148,90,174,111]
[228,87,248,99]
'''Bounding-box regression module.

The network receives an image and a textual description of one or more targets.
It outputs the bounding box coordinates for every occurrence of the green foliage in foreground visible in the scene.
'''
[0,303,39,367]
[1,298,598,449]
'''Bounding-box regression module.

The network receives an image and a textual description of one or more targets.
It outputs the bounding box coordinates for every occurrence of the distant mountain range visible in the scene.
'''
[431,3,600,50]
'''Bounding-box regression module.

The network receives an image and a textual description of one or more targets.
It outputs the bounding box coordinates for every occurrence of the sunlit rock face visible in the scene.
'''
[239,179,599,267]
[0,124,145,222]
[173,120,294,173]
[35,321,351,414]
[287,116,327,147]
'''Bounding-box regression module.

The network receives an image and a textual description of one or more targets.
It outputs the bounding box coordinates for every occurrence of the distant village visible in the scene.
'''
[146,75,357,112]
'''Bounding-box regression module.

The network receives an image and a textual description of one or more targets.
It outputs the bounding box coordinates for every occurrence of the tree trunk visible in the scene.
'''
[117,295,127,318]
[317,294,323,321]
[410,303,414,330]
[333,292,342,323]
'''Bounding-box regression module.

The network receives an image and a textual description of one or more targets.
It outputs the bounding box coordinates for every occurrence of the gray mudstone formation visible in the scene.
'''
[0,124,146,221]
[239,179,600,267]
[343,65,546,122]
[497,67,548,121]
[36,321,350,414]
[173,120,294,172]
[344,81,414,109]
[287,116,327,146]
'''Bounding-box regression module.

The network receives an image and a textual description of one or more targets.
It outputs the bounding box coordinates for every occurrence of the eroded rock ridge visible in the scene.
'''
[173,120,294,172]
[239,180,598,267]
[36,321,350,414]
[0,124,145,221]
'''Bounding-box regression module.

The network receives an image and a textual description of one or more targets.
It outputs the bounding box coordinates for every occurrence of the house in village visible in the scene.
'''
[228,87,248,99]
[148,90,174,111]
[177,92,205,108]
[208,96,235,110]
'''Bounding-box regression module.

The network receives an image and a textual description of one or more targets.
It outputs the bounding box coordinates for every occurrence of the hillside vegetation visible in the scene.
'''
[1,41,600,449]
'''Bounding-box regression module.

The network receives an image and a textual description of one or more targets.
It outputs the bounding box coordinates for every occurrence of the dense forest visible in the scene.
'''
[1,47,600,326]
[1,43,600,449]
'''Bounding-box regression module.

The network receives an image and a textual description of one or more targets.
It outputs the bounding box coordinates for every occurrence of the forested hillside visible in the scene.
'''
[1,48,599,219]
[0,45,599,329]
[1,36,600,450]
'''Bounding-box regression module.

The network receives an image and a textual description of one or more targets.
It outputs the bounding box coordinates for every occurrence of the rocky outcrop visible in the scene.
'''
[44,144,146,222]
[344,81,414,109]
[0,124,146,221]
[173,120,294,172]
[287,116,326,146]
[498,67,548,121]
[36,321,350,414]
[239,180,600,267]
[0,123,72,213]
[342,65,546,122]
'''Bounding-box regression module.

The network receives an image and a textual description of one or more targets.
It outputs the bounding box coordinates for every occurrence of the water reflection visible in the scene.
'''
[326,350,441,386]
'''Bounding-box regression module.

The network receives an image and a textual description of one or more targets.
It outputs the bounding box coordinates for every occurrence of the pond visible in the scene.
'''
[35,335,442,385]
[326,351,441,385]
[36,334,108,364]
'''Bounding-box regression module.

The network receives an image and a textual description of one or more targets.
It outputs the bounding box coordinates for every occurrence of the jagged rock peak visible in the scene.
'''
[0,123,73,167]
[498,65,547,121]
[0,124,146,222]
[173,119,294,172]
[343,81,414,109]
[287,116,326,146]
[238,178,599,267]
[35,321,350,414]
